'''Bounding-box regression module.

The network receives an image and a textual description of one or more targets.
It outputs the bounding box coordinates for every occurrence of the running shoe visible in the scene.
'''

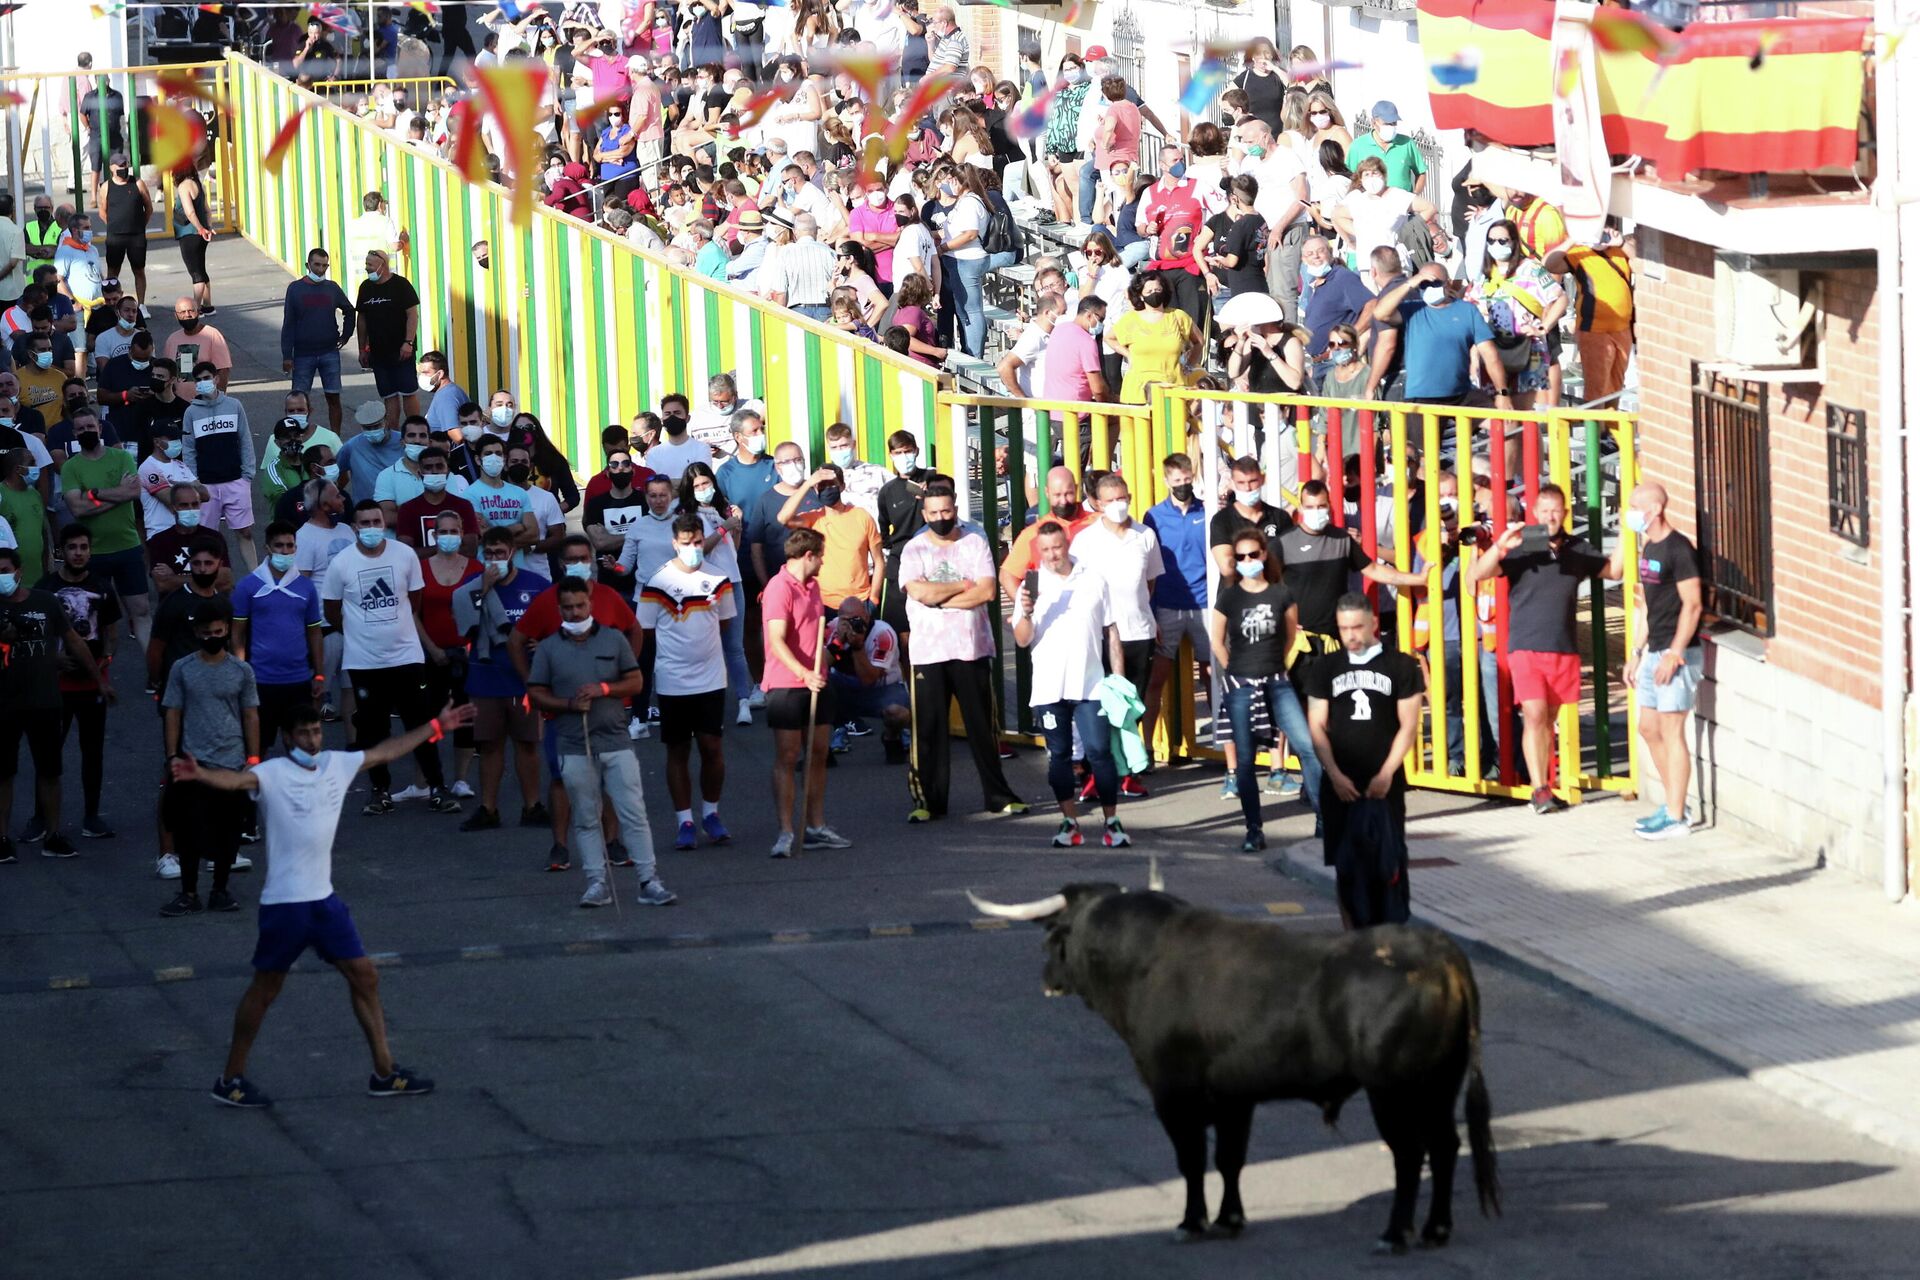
[804,825,852,849]
[1052,819,1083,847]
[545,843,571,872]
[1219,773,1239,800]
[155,853,179,879]
[674,820,697,850]
[425,789,462,815]
[239,824,261,844]
[391,784,432,803]
[636,877,678,906]
[629,715,648,740]
[1119,776,1149,799]
[1634,805,1671,833]
[362,790,395,816]
[1262,773,1301,799]
[1240,830,1267,853]
[830,727,851,754]
[701,812,731,845]
[1530,787,1557,815]
[770,831,795,858]
[1102,817,1131,848]
[1636,810,1692,841]
[748,688,767,709]
[996,801,1030,816]
[606,839,634,868]
[81,815,115,838]
[997,741,1016,759]
[906,808,933,824]
[459,807,501,832]
[0,836,15,864]
[736,698,754,726]
[228,853,253,871]
[579,877,613,909]
[449,780,476,799]
[198,303,218,317]
[518,803,549,827]
[207,888,241,913]
[320,701,340,722]
[211,1075,271,1108]
[160,891,203,917]
[41,833,77,858]
[21,815,47,843]
[367,1065,434,1097]
[843,720,872,738]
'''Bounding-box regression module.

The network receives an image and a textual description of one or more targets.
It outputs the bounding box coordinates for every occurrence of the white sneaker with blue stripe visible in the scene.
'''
[1633,805,1670,833]
[1635,808,1691,841]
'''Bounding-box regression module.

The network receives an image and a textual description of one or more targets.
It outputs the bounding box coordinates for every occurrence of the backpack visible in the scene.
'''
[984,203,1021,259]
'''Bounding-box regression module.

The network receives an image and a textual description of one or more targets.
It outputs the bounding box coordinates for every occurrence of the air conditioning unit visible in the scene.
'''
[1713,252,1807,368]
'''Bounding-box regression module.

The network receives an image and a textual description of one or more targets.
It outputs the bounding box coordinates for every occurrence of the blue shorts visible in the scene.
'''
[1635,646,1704,714]
[252,893,368,972]
[371,359,416,399]
[290,350,343,396]
[827,673,908,719]
[90,545,149,598]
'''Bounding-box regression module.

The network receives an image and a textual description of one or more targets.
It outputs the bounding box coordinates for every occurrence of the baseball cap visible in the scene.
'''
[109,150,129,167]
[1371,100,1401,124]
[1085,45,1109,59]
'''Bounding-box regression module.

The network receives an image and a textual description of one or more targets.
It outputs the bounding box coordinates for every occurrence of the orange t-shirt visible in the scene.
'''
[795,504,882,607]
[1003,509,1095,581]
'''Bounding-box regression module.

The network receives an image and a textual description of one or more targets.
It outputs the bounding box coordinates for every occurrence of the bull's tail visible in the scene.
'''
[1461,963,1501,1218]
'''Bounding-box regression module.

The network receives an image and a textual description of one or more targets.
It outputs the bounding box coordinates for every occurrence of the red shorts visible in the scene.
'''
[1509,650,1582,707]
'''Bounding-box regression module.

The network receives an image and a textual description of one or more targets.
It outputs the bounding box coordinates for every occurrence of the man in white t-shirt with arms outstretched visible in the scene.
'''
[174,697,477,1109]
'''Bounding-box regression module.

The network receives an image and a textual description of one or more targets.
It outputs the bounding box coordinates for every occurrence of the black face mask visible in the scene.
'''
[1143,290,1167,307]
[190,570,218,590]
[663,413,689,433]
[1169,483,1194,503]
[76,432,100,452]
[817,485,843,507]
[926,516,957,537]
[507,464,532,486]
[178,319,200,333]
[197,632,228,655]
[66,397,88,416]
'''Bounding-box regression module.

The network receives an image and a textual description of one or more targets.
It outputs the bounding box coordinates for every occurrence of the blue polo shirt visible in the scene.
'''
[1301,265,1376,356]
[716,453,776,516]
[1403,299,1494,400]
[230,564,324,685]
[1142,495,1209,610]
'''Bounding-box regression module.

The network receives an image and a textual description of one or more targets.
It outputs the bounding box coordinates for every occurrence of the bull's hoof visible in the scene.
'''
[1419,1223,1452,1249]
[1372,1232,1411,1256]
[1170,1221,1209,1244]
[1213,1211,1247,1238]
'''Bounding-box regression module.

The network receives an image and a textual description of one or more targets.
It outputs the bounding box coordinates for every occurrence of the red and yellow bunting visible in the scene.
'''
[261,105,313,175]
[474,61,550,227]
[149,102,207,173]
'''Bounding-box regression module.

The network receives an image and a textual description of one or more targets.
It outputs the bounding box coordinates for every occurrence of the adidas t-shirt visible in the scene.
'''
[637,563,736,697]
[321,540,425,670]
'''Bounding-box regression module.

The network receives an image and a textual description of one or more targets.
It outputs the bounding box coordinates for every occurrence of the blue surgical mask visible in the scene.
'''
[481,454,505,477]
[33,351,52,369]
[693,484,716,504]
[165,439,183,458]
[130,358,149,370]
[287,413,309,429]
[117,316,136,331]
[196,378,217,398]
[1169,161,1187,178]
[307,269,326,283]
[269,552,296,573]
[829,447,853,467]
[404,442,426,462]
[289,745,320,768]
[0,573,19,595]
[1235,559,1264,579]
[320,463,340,482]
[366,269,381,282]
[1625,508,1650,535]
[676,544,703,569]
[436,532,463,554]
[357,526,386,548]
[177,509,202,528]
[1302,260,1332,279]
[490,405,514,427]
[364,427,389,444]
[24,465,40,484]
[422,473,447,492]
[1330,347,1355,365]
[563,561,593,580]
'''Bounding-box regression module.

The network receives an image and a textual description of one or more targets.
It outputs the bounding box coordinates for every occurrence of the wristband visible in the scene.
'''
[245,755,261,766]
[312,673,325,683]
[427,717,445,744]
[599,681,611,696]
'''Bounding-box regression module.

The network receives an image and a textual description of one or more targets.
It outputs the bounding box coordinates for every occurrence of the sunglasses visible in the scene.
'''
[1487,237,1513,246]
[1327,342,1352,351]
[1235,552,1265,563]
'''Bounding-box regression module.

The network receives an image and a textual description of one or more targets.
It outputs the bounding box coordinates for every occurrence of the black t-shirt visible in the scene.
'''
[878,471,930,556]
[1303,646,1425,783]
[584,488,648,597]
[1233,67,1286,131]
[1208,501,1289,572]
[1503,536,1606,654]
[152,585,230,684]
[1276,526,1370,635]
[353,274,421,360]
[145,524,230,576]
[1639,530,1701,651]
[38,567,122,681]
[1374,274,1410,384]
[1213,580,1295,678]
[0,588,70,711]
[1219,213,1268,297]
[137,395,187,463]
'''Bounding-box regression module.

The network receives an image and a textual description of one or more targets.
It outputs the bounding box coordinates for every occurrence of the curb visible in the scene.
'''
[1275,838,1920,1158]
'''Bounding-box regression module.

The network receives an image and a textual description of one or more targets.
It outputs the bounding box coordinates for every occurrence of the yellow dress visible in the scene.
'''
[1112,308,1194,405]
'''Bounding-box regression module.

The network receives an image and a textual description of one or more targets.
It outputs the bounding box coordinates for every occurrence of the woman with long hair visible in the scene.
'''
[1311,138,1353,245]
[764,54,824,158]
[1305,88,1352,154]
[932,162,992,357]
[886,272,948,367]
[1225,320,1309,395]
[1467,215,1567,411]
[675,459,754,720]
[505,411,581,512]
[834,241,888,327]
[1232,36,1286,131]
[1043,52,1093,223]
[1334,155,1442,272]
[945,105,993,170]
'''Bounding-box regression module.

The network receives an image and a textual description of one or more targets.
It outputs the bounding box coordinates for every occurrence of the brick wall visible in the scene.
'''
[1632,232,1883,710]
[958,7,1007,79]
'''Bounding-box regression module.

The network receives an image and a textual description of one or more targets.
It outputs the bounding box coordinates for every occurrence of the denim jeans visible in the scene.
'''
[985,249,1018,273]
[947,254,989,357]
[1077,154,1098,222]
[792,302,831,322]
[1227,678,1321,835]
[723,607,751,702]
[1118,239,1151,270]
[1037,698,1116,807]
[1439,640,1498,778]
[290,349,342,396]
[559,749,656,881]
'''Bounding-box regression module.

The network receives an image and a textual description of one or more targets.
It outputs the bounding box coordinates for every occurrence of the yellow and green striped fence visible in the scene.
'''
[222,54,939,472]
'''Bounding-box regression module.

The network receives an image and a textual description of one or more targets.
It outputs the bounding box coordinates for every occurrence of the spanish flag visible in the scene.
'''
[474,62,550,227]
[448,99,491,186]
[1417,0,1868,177]
[148,102,207,173]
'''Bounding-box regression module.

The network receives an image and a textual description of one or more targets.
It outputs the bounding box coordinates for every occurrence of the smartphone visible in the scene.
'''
[1517,523,1552,556]
[1022,569,1039,602]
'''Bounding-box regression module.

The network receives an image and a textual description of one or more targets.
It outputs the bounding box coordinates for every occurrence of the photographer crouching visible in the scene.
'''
[825,598,911,764]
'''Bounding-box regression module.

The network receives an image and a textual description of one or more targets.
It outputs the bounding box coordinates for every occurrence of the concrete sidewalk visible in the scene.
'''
[1283,790,1920,1155]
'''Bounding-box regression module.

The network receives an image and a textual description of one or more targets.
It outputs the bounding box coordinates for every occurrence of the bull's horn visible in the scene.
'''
[966,890,1069,921]
[1148,856,1164,893]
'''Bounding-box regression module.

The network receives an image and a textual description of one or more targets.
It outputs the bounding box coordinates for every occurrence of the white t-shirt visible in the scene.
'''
[295,519,354,577]
[1006,320,1050,396]
[892,222,940,289]
[695,505,742,584]
[1069,519,1163,643]
[255,750,364,905]
[525,483,565,535]
[138,456,195,536]
[1246,151,1310,232]
[1341,187,1417,269]
[1026,561,1111,706]
[941,193,988,261]
[858,617,904,684]
[321,539,425,669]
[636,562,737,696]
[645,436,718,480]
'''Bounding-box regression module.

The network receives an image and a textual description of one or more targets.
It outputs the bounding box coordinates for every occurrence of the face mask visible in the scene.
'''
[77,230,93,244]
[317,463,339,483]
[193,631,226,656]
[777,462,805,485]
[1625,508,1650,535]
[1311,112,1332,129]
[156,438,183,460]
[307,268,326,283]
[560,618,594,636]
[506,464,532,486]
[490,405,514,427]
[422,472,448,493]
[1103,499,1129,523]
[891,452,917,475]
[365,427,391,445]
[23,465,40,484]
[866,190,887,207]
[357,526,387,549]
[741,432,766,455]
[1488,242,1513,262]
[0,418,12,430]
[564,561,594,580]
[287,413,308,429]
[0,573,16,595]
[417,375,437,393]
[366,270,381,283]
[1302,261,1332,281]
[1142,289,1167,307]
[938,182,959,199]
[1331,348,1355,365]
[404,443,426,462]
[693,484,716,504]
[1063,66,1084,84]
[1169,161,1187,178]
[1301,507,1332,533]
[1377,123,1398,141]
[196,378,217,399]
[269,552,296,573]
[289,746,320,768]
[424,532,459,556]
[130,356,150,370]
[481,454,506,477]
[1233,486,1263,507]
[189,569,218,590]
[676,544,703,569]
[117,316,136,332]
[1348,642,1384,664]
[1361,174,1386,196]
[75,429,101,452]
[1169,482,1194,503]
[1246,144,1266,160]
[829,447,853,467]
[895,213,915,229]
[1421,284,1448,307]
[33,351,51,369]
[1439,497,1460,520]
[927,516,957,537]
[177,509,203,528]
[1235,559,1265,579]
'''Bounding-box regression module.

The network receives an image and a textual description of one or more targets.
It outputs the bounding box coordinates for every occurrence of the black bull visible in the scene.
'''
[972,883,1500,1252]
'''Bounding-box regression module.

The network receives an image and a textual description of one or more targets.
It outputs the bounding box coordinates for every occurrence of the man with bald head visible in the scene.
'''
[353,249,421,430]
[999,464,1093,608]
[1623,481,1703,840]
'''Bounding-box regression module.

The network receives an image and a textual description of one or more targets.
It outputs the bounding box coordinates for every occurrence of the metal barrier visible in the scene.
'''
[223,54,938,472]
[0,62,238,240]
[310,77,461,111]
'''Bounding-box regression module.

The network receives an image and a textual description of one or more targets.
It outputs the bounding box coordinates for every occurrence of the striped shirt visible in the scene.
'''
[927,27,970,73]
[636,563,736,696]
[775,238,837,307]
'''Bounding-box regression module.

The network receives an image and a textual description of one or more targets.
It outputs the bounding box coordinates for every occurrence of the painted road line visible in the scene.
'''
[1266,902,1306,916]
[154,966,195,983]
[461,944,505,961]
[48,975,90,990]
[870,923,914,938]
[772,930,813,944]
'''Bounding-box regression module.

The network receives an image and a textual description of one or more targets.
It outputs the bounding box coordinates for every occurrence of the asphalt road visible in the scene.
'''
[5,238,1918,1279]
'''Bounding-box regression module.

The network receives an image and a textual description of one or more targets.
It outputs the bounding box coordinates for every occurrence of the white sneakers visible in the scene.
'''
[579,878,613,908]
[449,779,476,799]
[748,688,767,709]
[636,877,677,906]
[156,853,180,880]
[736,698,754,725]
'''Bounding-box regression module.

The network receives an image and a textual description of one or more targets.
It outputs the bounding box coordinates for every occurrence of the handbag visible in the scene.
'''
[1493,330,1533,375]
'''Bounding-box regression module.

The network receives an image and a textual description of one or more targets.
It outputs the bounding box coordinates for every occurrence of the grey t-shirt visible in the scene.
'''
[528,625,637,756]
[162,653,260,769]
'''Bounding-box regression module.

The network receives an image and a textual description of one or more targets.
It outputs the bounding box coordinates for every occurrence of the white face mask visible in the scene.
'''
[560,618,594,636]
[1377,122,1398,141]
[490,405,514,427]
[777,461,805,485]
[1301,507,1332,533]
[1361,174,1386,196]
[676,544,704,568]
[1348,642,1384,664]
[1102,499,1129,523]
[1310,112,1331,128]
[1233,486,1263,507]
[744,432,766,454]
[890,451,917,475]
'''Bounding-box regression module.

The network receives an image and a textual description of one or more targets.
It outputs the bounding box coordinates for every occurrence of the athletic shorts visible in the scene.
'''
[764,684,837,731]
[472,694,541,743]
[252,893,368,972]
[0,714,63,779]
[371,360,416,399]
[657,688,726,744]
[1635,646,1704,715]
[1152,606,1210,662]
[1508,650,1582,708]
[90,545,150,598]
[202,477,253,531]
